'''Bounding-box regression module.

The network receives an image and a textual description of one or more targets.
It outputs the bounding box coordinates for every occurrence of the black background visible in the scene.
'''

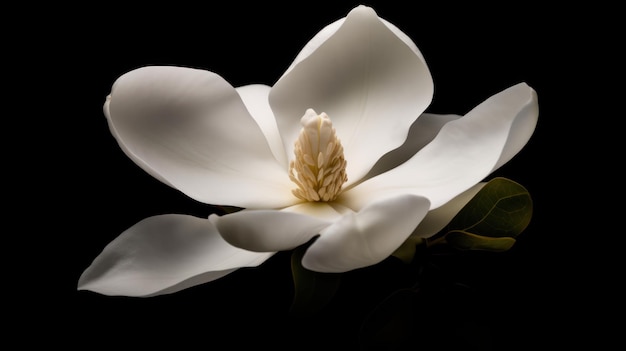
[19,0,614,349]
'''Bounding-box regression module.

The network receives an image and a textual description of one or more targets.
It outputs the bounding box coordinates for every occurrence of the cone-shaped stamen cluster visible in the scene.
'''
[289,109,348,202]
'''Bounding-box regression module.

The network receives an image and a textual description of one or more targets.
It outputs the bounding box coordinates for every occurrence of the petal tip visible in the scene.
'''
[349,5,379,20]
[515,82,539,113]
[513,82,537,99]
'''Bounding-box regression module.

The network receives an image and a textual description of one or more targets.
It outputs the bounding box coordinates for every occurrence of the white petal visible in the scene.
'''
[280,6,427,80]
[301,194,430,273]
[106,66,296,209]
[236,84,288,168]
[104,97,174,188]
[209,208,332,252]
[78,214,273,297]
[359,113,461,183]
[411,182,486,239]
[491,90,540,172]
[269,5,433,186]
[342,83,538,210]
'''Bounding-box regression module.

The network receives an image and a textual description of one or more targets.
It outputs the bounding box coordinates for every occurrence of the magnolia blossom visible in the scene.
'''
[78,5,538,297]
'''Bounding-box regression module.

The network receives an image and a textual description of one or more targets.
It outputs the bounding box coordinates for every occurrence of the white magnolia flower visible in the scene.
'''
[78,5,538,297]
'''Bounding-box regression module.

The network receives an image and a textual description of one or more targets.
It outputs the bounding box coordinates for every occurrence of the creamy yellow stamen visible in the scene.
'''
[289,109,348,202]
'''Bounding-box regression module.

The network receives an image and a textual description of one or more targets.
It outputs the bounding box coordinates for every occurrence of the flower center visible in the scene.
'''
[289,109,348,202]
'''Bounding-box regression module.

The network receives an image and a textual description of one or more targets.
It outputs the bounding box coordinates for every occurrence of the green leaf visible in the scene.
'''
[393,177,532,259]
[437,177,532,252]
[447,177,532,239]
[445,230,516,252]
[290,240,341,316]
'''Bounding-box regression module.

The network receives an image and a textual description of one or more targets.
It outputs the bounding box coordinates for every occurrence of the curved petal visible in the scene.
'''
[358,113,461,184]
[279,7,427,80]
[106,66,296,209]
[104,97,174,188]
[411,182,486,239]
[236,84,288,168]
[342,83,538,210]
[269,5,433,186]
[301,194,430,273]
[77,214,273,297]
[491,90,540,172]
[209,208,332,252]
